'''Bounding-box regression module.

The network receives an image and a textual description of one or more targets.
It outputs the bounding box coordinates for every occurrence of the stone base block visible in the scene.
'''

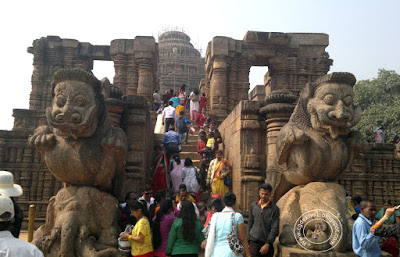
[276,244,390,257]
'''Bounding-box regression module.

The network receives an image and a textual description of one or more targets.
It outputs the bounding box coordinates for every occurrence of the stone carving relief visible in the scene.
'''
[29,68,127,257]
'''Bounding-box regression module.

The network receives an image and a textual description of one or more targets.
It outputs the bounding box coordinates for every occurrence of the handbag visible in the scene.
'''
[227,212,244,256]
[195,167,202,184]
[224,177,231,186]
[118,224,133,256]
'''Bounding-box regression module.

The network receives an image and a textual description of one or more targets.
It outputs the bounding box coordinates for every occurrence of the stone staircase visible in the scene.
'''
[154,130,201,169]
[154,120,212,221]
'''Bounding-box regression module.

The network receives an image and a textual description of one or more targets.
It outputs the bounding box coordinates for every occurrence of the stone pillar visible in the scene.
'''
[122,95,153,194]
[238,55,253,102]
[137,58,154,106]
[205,79,211,111]
[259,91,297,201]
[127,56,138,95]
[112,53,128,95]
[105,85,124,128]
[227,58,238,112]
[210,56,228,121]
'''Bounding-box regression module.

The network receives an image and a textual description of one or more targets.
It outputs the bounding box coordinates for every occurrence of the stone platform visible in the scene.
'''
[277,245,390,257]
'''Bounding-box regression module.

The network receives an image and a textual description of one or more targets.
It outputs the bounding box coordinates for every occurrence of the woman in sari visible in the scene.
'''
[152,145,169,197]
[206,150,232,198]
[376,199,396,225]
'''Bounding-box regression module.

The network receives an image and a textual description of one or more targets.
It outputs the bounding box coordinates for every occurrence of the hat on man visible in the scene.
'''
[0,195,14,222]
[0,171,23,197]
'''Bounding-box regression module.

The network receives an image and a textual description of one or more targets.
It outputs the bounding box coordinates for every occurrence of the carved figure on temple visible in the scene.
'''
[29,68,127,197]
[275,72,363,198]
[275,72,364,253]
[29,68,127,257]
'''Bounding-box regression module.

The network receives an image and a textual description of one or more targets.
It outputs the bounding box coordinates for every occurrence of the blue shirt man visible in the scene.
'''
[162,128,182,160]
[162,129,182,145]
[352,200,380,257]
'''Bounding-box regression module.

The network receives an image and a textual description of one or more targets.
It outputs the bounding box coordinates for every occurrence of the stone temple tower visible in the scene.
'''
[158,30,205,94]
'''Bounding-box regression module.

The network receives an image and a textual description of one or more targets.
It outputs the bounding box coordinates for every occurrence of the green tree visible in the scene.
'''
[353,69,400,142]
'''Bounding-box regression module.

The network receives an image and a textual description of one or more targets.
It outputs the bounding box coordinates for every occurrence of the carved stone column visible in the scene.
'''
[259,91,297,201]
[210,56,228,121]
[205,79,211,111]
[112,53,128,95]
[238,54,253,102]
[227,58,238,112]
[105,85,124,128]
[137,58,154,106]
[126,56,138,95]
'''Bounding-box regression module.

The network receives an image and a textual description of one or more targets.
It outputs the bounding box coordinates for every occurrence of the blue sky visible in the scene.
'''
[0,0,399,130]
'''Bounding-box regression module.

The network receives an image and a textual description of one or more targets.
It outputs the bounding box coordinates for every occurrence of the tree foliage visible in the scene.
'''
[353,69,400,142]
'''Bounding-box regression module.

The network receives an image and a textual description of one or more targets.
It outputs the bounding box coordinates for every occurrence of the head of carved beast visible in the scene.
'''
[305,72,361,139]
[46,69,105,139]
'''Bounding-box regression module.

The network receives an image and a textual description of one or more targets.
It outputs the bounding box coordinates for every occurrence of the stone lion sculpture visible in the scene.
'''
[29,68,126,197]
[29,68,127,257]
[275,72,363,199]
[275,72,364,253]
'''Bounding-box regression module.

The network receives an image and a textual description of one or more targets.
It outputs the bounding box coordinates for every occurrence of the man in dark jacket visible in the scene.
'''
[248,183,280,257]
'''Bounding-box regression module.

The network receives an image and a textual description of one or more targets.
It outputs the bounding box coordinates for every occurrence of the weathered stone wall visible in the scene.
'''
[339,143,400,208]
[0,130,60,217]
[248,85,265,101]
[205,31,332,123]
[218,100,266,216]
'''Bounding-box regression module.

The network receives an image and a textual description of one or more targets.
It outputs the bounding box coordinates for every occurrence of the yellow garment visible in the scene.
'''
[130,217,153,256]
[207,159,231,186]
[211,173,229,198]
[347,198,356,217]
[176,105,186,117]
[206,138,215,148]
[175,194,195,203]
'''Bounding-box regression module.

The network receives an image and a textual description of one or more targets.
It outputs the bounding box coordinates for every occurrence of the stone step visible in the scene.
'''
[154,139,198,146]
[179,151,200,161]
[154,133,198,140]
[182,144,197,152]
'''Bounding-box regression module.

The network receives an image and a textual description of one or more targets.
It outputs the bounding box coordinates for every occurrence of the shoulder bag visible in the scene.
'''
[194,166,202,184]
[227,212,244,256]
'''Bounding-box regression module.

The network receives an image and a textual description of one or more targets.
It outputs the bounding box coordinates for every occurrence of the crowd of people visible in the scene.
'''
[119,183,280,257]
[153,84,211,135]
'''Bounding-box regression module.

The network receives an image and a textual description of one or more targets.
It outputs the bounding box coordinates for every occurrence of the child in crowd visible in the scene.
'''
[176,111,192,144]
[206,132,215,151]
[201,132,215,160]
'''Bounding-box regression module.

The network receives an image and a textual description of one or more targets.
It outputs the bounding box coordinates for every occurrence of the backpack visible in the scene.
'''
[176,117,188,132]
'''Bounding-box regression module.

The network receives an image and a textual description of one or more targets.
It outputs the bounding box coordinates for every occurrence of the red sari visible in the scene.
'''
[152,152,169,196]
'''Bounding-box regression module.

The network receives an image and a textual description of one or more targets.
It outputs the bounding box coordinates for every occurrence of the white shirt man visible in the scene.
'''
[0,195,44,257]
